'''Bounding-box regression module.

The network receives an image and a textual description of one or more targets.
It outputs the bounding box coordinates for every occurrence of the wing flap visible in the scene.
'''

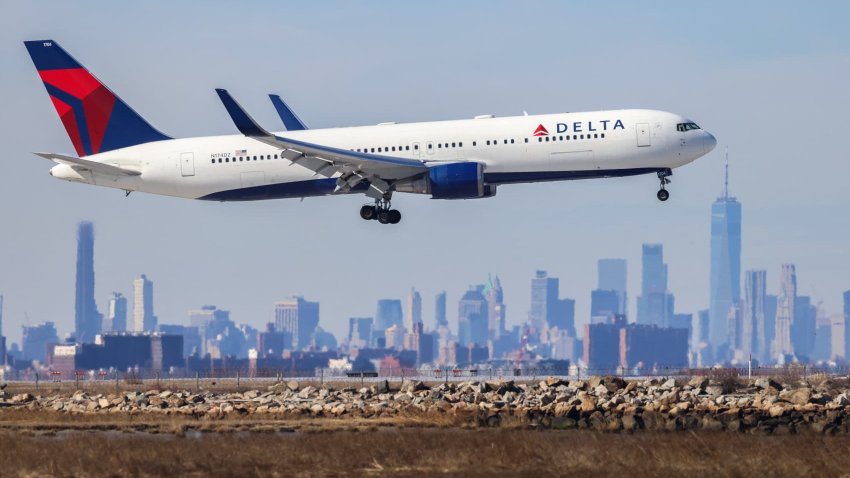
[34,152,141,176]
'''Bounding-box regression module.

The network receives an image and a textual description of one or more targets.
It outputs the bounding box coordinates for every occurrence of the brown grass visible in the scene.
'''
[1,428,849,477]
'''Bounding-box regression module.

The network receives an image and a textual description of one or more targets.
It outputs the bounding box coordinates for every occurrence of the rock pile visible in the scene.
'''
[3,376,850,433]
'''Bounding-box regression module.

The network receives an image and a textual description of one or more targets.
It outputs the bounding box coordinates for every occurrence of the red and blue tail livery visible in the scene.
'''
[24,40,169,157]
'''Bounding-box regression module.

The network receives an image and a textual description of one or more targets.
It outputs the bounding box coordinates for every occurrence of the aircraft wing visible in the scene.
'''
[216,89,426,198]
[269,94,308,131]
[33,152,141,176]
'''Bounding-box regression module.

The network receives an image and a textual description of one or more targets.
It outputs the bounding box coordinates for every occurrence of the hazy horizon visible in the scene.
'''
[1,1,848,344]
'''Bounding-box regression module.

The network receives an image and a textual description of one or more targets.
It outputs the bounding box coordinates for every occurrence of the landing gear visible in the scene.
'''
[656,169,672,202]
[360,197,401,225]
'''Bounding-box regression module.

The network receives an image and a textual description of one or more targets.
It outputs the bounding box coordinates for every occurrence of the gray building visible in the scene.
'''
[74,222,102,343]
[709,160,742,353]
[637,244,674,327]
[530,270,574,334]
[458,286,488,346]
[591,289,620,322]
[404,288,422,333]
[434,291,447,329]
[598,259,627,315]
[22,321,59,363]
[743,270,767,361]
[133,274,156,332]
[275,297,319,351]
[774,264,796,360]
[845,291,850,360]
[375,299,403,334]
[347,317,373,348]
[793,296,817,361]
[484,275,506,340]
[105,292,128,333]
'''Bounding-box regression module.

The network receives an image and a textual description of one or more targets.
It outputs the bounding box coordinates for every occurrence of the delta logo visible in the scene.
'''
[532,124,549,136]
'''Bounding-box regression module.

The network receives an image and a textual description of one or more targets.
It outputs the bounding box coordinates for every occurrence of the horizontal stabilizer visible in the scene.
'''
[34,152,141,176]
[269,94,308,131]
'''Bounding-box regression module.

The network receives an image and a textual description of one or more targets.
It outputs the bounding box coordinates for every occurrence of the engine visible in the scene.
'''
[428,162,496,199]
[393,162,497,199]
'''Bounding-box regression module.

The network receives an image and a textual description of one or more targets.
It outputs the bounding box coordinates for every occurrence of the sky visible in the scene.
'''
[1,1,849,344]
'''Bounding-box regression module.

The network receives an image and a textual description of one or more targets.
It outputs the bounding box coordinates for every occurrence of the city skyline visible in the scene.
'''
[1,2,849,345]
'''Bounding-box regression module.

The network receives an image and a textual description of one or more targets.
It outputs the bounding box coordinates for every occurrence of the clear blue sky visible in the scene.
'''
[1,1,848,343]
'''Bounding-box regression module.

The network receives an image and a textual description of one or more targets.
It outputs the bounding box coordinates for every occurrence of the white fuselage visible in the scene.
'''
[49,108,716,201]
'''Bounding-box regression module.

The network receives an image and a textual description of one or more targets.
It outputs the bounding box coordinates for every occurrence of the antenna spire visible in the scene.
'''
[724,146,729,199]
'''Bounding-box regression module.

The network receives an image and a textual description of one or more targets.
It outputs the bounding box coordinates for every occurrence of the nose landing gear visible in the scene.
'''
[656,169,672,202]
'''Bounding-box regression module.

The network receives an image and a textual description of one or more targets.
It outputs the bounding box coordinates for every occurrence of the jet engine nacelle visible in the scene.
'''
[428,162,495,199]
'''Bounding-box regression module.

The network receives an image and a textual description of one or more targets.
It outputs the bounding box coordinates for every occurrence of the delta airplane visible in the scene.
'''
[26,40,716,225]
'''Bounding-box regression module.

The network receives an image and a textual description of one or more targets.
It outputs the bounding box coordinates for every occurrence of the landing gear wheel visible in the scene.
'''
[656,169,672,202]
[360,205,377,220]
[377,211,390,224]
[388,209,401,224]
[657,189,669,201]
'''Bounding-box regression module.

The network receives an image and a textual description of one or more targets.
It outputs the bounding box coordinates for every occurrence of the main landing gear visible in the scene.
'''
[360,197,401,225]
[656,169,672,202]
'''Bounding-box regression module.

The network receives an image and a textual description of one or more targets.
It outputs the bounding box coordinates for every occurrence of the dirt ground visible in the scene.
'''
[1,427,849,477]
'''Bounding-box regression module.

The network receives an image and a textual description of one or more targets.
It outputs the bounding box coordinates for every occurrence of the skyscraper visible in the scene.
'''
[530,270,559,330]
[743,270,767,361]
[404,287,422,332]
[375,299,403,332]
[773,264,796,359]
[74,221,101,343]
[0,295,5,366]
[458,286,488,346]
[844,290,850,360]
[435,291,447,329]
[274,297,319,351]
[793,296,816,360]
[591,289,620,322]
[598,259,627,315]
[133,274,156,332]
[347,317,373,348]
[484,274,506,339]
[105,292,128,333]
[637,244,674,327]
[709,153,742,350]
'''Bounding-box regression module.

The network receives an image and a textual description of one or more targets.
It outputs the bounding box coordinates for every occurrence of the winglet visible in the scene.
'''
[215,89,272,138]
[269,94,308,131]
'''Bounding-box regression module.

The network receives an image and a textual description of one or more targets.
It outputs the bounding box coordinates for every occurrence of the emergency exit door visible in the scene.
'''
[180,152,195,176]
[636,123,651,147]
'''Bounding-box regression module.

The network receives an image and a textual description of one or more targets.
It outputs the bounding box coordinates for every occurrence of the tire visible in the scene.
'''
[360,205,377,220]
[657,189,670,202]
[377,211,390,224]
[388,209,401,224]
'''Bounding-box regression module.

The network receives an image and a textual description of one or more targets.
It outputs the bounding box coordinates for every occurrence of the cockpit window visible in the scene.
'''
[676,122,701,132]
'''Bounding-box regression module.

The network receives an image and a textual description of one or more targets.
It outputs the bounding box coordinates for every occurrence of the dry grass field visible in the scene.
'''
[2,428,850,477]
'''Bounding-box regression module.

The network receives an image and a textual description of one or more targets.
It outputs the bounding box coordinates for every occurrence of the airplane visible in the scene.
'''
[25,40,717,225]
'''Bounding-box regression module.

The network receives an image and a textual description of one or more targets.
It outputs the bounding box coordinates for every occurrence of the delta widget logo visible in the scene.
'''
[532,124,549,136]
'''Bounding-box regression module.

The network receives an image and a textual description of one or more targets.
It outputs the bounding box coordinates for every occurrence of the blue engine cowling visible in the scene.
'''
[428,162,495,199]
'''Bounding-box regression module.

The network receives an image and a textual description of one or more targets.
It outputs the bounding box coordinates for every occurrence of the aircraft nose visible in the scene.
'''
[704,131,717,153]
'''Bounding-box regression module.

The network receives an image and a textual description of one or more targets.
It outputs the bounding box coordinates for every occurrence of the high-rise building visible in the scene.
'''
[0,295,5,365]
[792,296,817,361]
[132,274,156,332]
[844,291,850,360]
[832,313,847,362]
[773,264,796,359]
[764,294,778,359]
[598,259,627,315]
[435,292,447,329]
[404,288,422,332]
[591,289,620,322]
[637,244,674,327]
[74,222,101,343]
[458,286,488,346]
[104,292,128,333]
[22,321,59,363]
[274,297,319,351]
[709,155,742,350]
[347,317,373,348]
[484,275,506,340]
[375,299,403,333]
[743,270,767,361]
[530,270,559,330]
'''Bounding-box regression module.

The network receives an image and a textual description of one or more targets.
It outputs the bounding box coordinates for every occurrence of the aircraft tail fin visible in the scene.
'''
[24,40,170,157]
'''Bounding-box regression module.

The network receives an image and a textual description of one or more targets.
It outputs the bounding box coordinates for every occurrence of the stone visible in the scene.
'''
[768,405,786,418]
[705,385,724,396]
[98,398,111,409]
[375,380,391,394]
[833,393,850,406]
[286,381,300,391]
[754,377,782,391]
[158,391,173,399]
[659,378,676,390]
[688,377,709,390]
[780,388,812,405]
[11,393,35,403]
[298,386,317,398]
[579,398,597,413]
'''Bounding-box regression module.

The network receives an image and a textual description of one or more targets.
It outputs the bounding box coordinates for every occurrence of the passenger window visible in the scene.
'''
[415,145,419,150]
[594,134,598,139]
[451,142,456,147]
[438,144,442,149]
[510,139,515,144]
[573,135,577,140]
[211,159,215,164]
[473,141,477,146]
[524,138,528,143]
[601,133,605,138]
[538,137,542,142]
[427,144,432,150]
[459,142,463,147]
[486,140,490,145]
[406,146,410,151]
